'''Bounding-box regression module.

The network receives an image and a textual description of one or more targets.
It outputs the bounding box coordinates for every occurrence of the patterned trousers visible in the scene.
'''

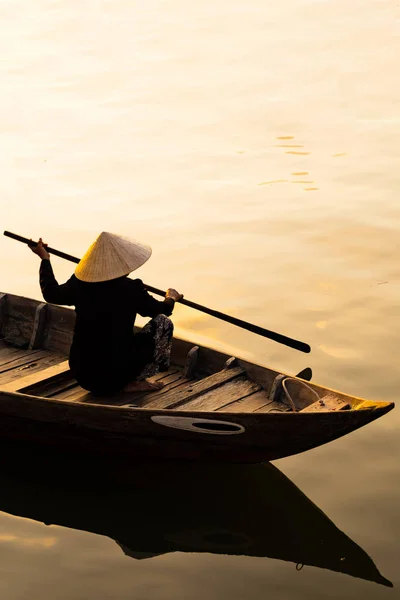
[131,314,174,381]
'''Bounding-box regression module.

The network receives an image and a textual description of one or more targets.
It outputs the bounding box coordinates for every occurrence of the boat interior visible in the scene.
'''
[0,292,380,413]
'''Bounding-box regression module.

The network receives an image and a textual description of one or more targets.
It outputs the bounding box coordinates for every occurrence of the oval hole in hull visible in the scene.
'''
[192,422,242,433]
[151,416,245,435]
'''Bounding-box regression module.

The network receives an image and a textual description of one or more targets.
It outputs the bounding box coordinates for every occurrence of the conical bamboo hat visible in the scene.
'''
[75,232,152,282]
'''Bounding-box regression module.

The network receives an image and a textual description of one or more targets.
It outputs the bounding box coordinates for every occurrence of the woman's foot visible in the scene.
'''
[123,380,165,393]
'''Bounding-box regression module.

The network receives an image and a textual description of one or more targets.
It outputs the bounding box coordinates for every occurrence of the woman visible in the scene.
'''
[30,232,183,395]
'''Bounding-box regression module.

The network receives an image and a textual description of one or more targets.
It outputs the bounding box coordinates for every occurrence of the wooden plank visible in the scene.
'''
[45,304,76,333]
[55,384,87,402]
[43,327,73,355]
[0,354,66,386]
[135,376,192,407]
[300,394,350,413]
[143,367,245,410]
[29,303,48,350]
[0,346,26,366]
[0,349,50,374]
[151,367,181,381]
[146,370,185,389]
[45,379,80,398]
[50,367,183,405]
[23,370,75,397]
[1,360,70,393]
[54,367,183,405]
[254,401,292,413]
[217,390,273,413]
[75,371,190,407]
[178,378,261,412]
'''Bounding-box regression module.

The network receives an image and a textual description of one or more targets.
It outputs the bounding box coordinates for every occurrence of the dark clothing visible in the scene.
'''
[40,259,175,394]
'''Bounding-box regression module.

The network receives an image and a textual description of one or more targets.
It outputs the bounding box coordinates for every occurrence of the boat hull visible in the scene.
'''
[0,390,394,462]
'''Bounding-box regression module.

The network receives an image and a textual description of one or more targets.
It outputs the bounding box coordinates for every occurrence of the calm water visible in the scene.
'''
[1,0,399,597]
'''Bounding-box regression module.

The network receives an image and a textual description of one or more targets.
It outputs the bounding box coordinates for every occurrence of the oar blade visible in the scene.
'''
[295,368,312,381]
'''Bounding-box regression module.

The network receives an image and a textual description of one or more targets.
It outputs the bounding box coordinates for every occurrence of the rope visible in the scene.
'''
[282,378,320,412]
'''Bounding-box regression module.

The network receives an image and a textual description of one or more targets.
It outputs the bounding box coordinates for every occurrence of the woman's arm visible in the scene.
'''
[131,279,183,318]
[30,238,76,305]
[39,260,76,305]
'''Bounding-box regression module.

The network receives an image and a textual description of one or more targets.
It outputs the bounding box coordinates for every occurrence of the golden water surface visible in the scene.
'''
[0,1,399,598]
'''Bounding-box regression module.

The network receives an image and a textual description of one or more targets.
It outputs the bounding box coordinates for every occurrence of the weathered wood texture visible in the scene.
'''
[0,294,38,347]
[2,295,38,322]
[54,386,85,401]
[254,401,292,413]
[301,394,350,413]
[43,327,73,355]
[179,378,261,412]
[48,366,192,406]
[29,303,48,350]
[1,316,33,348]
[69,368,190,406]
[1,361,70,393]
[142,367,245,410]
[45,304,76,333]
[217,390,273,413]
[0,349,49,374]
[24,303,76,355]
[194,346,232,376]
[0,295,76,356]
[0,355,67,388]
[0,386,393,463]
[281,378,320,411]
[183,346,199,378]
[132,371,191,406]
[0,344,24,366]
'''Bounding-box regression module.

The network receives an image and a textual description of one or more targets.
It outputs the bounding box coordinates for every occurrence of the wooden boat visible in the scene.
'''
[0,292,394,462]
[0,443,392,587]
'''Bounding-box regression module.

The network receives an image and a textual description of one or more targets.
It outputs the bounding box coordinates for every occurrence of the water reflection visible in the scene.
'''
[0,443,391,588]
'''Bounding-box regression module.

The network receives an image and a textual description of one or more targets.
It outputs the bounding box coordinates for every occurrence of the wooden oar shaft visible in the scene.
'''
[146,283,309,351]
[5,231,81,264]
[4,230,311,353]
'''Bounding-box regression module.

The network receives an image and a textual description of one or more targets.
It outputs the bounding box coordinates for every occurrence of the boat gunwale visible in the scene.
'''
[0,388,394,418]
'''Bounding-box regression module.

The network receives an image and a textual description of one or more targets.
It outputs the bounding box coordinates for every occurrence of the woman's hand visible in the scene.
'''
[165,288,183,302]
[29,238,50,260]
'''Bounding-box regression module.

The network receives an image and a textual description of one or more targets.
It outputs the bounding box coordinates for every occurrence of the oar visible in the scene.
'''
[4,230,311,354]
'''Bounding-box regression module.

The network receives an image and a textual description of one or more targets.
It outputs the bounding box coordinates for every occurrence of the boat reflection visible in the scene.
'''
[0,443,392,587]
